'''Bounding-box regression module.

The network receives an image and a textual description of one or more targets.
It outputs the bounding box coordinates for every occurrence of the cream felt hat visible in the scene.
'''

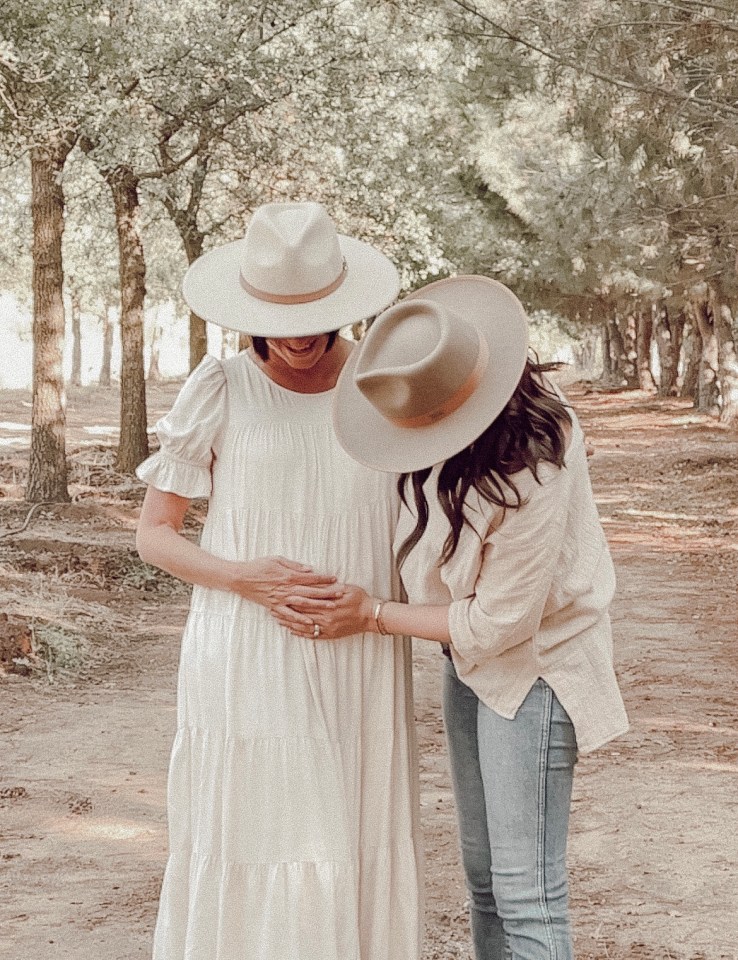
[182,201,400,336]
[333,276,529,473]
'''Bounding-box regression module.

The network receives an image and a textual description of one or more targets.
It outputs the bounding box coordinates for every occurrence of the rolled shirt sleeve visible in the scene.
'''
[447,462,572,662]
[135,355,226,499]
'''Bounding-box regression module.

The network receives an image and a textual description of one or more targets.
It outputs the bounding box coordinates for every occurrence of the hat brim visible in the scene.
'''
[333,276,529,474]
[181,235,400,336]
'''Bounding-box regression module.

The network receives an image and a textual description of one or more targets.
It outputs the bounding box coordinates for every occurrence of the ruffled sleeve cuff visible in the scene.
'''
[135,451,213,499]
[135,355,226,499]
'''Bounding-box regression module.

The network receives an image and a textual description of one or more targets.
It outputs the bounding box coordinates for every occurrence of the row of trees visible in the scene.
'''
[428,0,738,415]
[1,0,448,500]
[2,0,737,503]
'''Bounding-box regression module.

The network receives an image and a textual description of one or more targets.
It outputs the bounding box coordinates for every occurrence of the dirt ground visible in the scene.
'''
[1,379,737,960]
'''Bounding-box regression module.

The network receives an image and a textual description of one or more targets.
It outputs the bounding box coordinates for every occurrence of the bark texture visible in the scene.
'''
[601,321,613,379]
[108,167,149,473]
[70,287,82,387]
[692,298,720,413]
[183,231,208,371]
[710,284,738,425]
[654,301,684,397]
[636,306,657,392]
[679,317,701,400]
[162,153,209,372]
[148,321,162,382]
[27,138,74,503]
[606,312,638,387]
[99,304,113,386]
[573,330,598,378]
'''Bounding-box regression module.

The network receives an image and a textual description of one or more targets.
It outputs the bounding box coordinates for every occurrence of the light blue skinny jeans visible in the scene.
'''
[442,658,578,960]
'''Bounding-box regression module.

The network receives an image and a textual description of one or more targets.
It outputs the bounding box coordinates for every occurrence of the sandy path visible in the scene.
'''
[1,384,737,960]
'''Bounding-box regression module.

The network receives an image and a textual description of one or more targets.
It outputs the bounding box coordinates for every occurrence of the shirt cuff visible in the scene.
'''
[448,597,481,661]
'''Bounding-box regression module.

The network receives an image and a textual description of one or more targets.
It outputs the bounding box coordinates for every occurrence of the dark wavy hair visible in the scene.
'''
[396,359,572,568]
[251,331,339,360]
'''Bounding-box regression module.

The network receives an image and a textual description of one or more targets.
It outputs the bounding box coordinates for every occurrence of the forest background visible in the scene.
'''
[2,0,738,499]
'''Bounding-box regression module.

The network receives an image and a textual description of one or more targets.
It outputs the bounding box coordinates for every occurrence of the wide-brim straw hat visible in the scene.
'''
[334,276,529,473]
[182,201,400,336]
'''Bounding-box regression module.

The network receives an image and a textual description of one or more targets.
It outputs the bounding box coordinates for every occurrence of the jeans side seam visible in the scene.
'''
[536,682,558,959]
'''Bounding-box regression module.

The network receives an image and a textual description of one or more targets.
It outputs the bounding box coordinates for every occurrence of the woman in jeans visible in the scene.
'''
[277,276,629,959]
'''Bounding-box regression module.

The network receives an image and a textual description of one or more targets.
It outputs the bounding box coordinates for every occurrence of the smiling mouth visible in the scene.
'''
[287,341,317,355]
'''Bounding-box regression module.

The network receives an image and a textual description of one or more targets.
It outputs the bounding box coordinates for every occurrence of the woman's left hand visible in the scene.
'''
[272,583,376,639]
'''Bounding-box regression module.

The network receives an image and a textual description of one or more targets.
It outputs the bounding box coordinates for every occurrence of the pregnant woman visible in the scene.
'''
[279,276,629,960]
[135,203,423,960]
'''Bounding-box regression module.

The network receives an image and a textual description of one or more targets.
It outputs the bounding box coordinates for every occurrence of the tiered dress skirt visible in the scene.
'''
[137,352,423,960]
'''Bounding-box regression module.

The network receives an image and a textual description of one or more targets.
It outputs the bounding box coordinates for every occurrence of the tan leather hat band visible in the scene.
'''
[388,333,490,428]
[239,259,348,305]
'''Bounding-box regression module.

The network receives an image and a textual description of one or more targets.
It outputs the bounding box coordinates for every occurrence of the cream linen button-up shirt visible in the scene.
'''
[396,411,629,754]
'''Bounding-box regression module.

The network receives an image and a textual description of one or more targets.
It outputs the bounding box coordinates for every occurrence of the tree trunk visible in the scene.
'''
[580,330,598,376]
[617,311,638,387]
[181,231,207,371]
[608,316,624,380]
[678,313,701,400]
[692,298,720,413]
[607,313,638,387]
[108,167,149,473]
[710,282,738,425]
[161,151,210,372]
[70,287,83,387]
[27,138,74,503]
[654,301,684,396]
[636,306,657,392]
[600,321,612,379]
[99,303,114,386]
[148,318,162,382]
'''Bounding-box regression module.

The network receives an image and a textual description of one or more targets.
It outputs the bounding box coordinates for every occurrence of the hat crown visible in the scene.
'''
[240,202,344,297]
[355,300,486,426]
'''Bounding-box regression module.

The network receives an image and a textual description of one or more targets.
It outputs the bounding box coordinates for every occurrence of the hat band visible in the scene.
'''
[239,259,347,305]
[388,334,490,428]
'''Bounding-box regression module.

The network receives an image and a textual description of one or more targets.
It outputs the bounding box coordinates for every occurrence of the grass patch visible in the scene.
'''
[30,623,90,679]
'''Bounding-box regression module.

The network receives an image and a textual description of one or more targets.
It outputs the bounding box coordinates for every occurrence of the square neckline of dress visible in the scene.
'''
[242,348,339,398]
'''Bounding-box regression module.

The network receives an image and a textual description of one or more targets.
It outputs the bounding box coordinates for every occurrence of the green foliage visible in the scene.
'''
[31,622,89,677]
[2,0,737,349]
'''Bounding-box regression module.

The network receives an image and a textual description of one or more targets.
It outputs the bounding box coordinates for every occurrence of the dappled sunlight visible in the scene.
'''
[602,520,734,552]
[612,507,735,527]
[83,426,119,437]
[47,815,161,845]
[673,760,738,775]
[0,421,31,431]
[634,716,738,737]
[594,493,631,505]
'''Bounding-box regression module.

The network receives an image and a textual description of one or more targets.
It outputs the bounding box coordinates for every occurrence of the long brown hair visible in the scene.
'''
[396,360,572,568]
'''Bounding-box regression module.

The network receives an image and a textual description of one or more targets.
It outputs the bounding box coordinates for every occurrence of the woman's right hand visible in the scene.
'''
[229,556,344,624]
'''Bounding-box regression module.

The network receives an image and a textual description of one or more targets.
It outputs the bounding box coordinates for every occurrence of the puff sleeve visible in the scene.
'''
[135,355,226,499]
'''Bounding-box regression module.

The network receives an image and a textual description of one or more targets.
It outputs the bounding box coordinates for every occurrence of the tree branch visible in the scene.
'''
[442,0,738,119]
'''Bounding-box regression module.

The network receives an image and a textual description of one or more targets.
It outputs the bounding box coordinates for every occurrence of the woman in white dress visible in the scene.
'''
[135,203,423,960]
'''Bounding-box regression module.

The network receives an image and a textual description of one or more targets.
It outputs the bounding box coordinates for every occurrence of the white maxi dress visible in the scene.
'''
[136,352,423,960]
